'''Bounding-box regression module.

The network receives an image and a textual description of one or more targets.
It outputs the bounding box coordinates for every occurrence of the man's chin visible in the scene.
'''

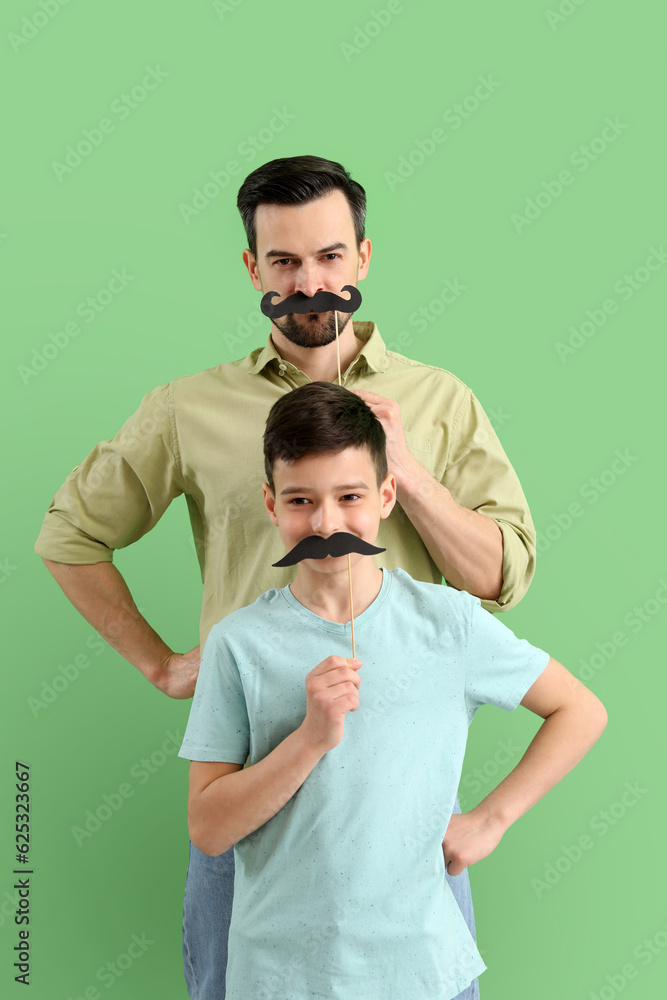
[276,311,352,349]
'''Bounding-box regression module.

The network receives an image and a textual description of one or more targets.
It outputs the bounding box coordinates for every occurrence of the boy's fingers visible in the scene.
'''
[318,667,361,690]
[445,857,466,877]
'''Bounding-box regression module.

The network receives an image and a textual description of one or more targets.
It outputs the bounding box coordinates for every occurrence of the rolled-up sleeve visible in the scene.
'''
[445,390,536,613]
[34,384,183,564]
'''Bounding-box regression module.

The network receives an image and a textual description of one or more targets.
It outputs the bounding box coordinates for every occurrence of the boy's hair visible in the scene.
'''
[263,382,388,494]
[237,155,366,259]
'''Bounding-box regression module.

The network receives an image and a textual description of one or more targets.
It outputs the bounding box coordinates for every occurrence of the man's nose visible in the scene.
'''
[293,262,325,299]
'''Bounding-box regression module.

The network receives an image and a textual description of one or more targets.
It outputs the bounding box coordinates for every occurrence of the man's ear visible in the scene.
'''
[262,482,279,525]
[379,472,397,519]
[357,237,372,281]
[242,249,263,291]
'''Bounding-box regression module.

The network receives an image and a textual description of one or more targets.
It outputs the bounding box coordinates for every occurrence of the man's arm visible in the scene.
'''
[442,657,607,874]
[354,388,534,609]
[42,560,199,698]
[36,384,199,697]
[187,655,361,856]
[393,465,503,601]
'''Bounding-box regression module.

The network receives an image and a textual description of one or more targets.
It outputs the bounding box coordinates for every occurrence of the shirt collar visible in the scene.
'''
[246,321,387,377]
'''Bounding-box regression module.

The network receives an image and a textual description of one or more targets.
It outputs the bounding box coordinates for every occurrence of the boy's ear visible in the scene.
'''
[262,482,279,525]
[379,472,397,519]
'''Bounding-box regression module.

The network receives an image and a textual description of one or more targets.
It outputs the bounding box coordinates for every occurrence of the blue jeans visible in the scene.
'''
[182,800,480,1000]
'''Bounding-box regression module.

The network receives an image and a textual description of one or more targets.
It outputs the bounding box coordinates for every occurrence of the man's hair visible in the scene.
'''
[264,382,387,494]
[237,155,366,259]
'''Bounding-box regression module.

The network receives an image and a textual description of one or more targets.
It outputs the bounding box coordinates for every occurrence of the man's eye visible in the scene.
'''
[288,497,309,505]
[275,258,293,266]
[341,494,361,502]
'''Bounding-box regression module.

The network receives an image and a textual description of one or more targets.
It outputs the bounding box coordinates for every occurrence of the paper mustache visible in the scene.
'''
[272,532,385,568]
[260,285,362,319]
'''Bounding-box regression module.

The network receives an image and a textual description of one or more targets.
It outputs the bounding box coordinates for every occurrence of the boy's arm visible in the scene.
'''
[443,657,607,875]
[188,655,362,857]
[189,732,323,857]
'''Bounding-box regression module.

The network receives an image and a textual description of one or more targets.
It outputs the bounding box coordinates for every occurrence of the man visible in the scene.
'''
[35,155,536,999]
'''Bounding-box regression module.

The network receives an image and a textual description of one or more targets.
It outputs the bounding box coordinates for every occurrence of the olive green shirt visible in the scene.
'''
[35,322,535,644]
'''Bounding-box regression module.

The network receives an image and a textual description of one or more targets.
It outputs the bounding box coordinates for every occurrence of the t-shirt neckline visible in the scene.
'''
[280,567,393,634]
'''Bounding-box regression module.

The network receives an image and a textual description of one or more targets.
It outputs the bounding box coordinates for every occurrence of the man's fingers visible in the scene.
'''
[352,388,398,413]
[351,388,381,402]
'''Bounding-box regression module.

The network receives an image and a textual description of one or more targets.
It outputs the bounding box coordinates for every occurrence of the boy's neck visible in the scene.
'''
[289,560,384,624]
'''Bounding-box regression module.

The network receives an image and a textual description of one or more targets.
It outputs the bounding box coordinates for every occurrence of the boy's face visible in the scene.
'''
[263,446,396,576]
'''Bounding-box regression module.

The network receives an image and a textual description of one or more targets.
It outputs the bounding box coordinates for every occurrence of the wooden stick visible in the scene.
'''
[334,307,342,386]
[335,309,355,657]
[347,552,356,658]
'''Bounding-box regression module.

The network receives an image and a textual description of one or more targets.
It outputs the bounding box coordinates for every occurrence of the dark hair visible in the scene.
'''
[264,382,387,493]
[237,155,366,259]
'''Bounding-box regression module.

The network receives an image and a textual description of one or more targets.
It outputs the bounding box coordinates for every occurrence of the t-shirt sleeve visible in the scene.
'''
[464,594,550,723]
[179,628,250,764]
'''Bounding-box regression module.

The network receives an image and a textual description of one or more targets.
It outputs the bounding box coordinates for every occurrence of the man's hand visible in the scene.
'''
[352,390,504,601]
[151,644,200,699]
[352,389,419,489]
[442,805,506,876]
[299,655,362,753]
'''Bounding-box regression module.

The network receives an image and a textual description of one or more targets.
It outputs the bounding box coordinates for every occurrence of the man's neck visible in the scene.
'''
[289,562,384,624]
[271,324,364,383]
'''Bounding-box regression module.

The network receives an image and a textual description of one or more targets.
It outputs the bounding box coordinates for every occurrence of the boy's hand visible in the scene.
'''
[299,656,362,754]
[442,806,506,876]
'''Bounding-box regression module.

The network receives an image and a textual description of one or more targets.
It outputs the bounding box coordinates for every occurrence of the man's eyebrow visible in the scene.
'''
[280,481,369,496]
[264,242,349,260]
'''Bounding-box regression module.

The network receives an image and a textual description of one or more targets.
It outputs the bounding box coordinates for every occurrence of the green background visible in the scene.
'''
[2,1,665,997]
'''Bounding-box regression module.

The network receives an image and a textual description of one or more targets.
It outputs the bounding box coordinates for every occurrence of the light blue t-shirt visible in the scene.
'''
[179,568,550,1000]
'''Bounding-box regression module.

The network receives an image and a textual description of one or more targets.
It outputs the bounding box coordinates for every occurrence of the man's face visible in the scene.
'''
[263,446,395,577]
[243,189,371,349]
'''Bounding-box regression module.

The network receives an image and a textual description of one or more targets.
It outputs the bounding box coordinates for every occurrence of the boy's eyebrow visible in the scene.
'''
[264,242,349,260]
[280,481,370,496]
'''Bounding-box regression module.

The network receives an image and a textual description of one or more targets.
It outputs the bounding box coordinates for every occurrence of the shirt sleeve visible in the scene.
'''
[34,383,183,563]
[179,628,250,764]
[464,594,550,724]
[445,389,536,613]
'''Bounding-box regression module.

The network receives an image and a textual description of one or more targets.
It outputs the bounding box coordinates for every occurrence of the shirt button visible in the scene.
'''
[278,363,287,376]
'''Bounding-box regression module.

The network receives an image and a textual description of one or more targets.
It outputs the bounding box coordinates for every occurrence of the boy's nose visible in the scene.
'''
[310,501,339,535]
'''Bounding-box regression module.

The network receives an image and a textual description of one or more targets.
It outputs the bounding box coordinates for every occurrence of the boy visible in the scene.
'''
[179,382,607,1000]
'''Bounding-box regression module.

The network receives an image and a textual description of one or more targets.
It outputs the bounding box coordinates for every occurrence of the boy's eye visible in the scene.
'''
[341,494,361,502]
[287,497,310,505]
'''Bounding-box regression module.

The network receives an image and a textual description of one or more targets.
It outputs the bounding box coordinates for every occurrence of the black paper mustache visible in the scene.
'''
[272,532,385,567]
[260,285,362,319]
